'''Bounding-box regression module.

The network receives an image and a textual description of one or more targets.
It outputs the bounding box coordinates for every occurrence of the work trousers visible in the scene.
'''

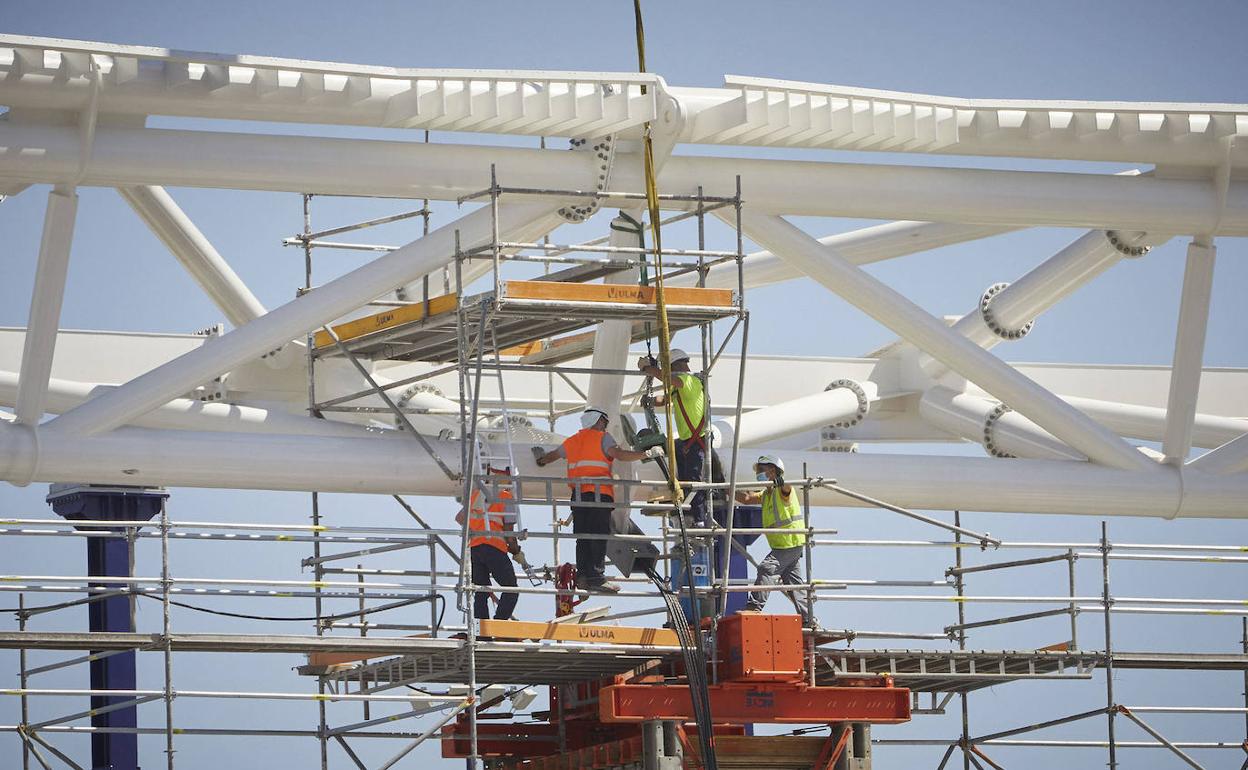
[746,545,808,619]
[675,437,708,524]
[570,491,613,585]
[470,544,518,621]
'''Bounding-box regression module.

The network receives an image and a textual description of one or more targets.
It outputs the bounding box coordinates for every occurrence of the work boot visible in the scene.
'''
[590,581,621,594]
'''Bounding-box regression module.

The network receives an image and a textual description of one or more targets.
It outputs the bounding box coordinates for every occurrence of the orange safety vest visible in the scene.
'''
[468,487,514,553]
[562,428,615,498]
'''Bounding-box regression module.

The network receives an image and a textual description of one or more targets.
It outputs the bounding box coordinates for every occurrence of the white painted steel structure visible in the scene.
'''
[0,32,1244,521]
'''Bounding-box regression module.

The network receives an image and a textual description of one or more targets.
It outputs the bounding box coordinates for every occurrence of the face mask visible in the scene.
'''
[756,472,769,482]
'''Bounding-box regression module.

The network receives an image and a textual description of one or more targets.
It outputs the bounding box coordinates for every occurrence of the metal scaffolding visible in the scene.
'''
[4,515,1248,767]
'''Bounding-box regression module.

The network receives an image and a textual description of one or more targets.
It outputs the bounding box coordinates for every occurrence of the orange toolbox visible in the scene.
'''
[717,613,804,683]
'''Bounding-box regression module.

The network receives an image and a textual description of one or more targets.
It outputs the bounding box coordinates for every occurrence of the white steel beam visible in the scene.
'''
[43,201,562,437]
[919,229,1158,377]
[1161,240,1218,463]
[1061,394,1247,449]
[5,123,1248,233]
[953,231,1141,349]
[0,370,380,438]
[725,210,1155,471]
[920,386,1084,461]
[586,213,643,429]
[0,421,1243,518]
[118,185,266,327]
[3,36,1246,168]
[1188,433,1248,475]
[14,187,78,424]
[714,382,879,450]
[674,220,1016,291]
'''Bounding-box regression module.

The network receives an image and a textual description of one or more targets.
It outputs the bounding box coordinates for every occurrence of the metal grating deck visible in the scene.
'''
[814,648,1104,694]
[315,638,681,692]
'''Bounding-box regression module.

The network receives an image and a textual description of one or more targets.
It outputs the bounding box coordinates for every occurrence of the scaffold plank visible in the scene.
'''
[478,619,679,646]
[500,280,734,308]
[312,292,458,349]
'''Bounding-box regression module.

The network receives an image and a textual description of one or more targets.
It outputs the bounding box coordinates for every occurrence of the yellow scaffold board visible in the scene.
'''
[500,280,734,308]
[312,292,459,349]
[479,619,679,647]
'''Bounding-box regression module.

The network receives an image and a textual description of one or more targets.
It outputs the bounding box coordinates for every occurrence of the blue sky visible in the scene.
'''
[2,2,1248,768]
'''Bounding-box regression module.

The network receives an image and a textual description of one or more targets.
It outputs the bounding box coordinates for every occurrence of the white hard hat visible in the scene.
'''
[753,454,786,474]
[580,408,608,429]
[669,348,691,364]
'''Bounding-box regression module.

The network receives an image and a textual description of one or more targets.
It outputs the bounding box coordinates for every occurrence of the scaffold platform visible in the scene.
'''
[312,280,738,363]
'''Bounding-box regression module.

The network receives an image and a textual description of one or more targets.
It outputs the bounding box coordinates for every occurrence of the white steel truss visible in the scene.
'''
[0,31,1242,522]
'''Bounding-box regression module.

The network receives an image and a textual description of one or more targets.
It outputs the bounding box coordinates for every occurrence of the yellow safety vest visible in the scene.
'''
[761,486,806,550]
[671,373,706,442]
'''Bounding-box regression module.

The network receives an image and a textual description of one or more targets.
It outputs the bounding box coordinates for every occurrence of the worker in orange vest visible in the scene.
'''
[534,407,660,593]
[455,464,520,621]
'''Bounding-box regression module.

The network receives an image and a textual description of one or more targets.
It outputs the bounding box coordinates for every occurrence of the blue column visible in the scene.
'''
[712,504,761,617]
[48,484,168,770]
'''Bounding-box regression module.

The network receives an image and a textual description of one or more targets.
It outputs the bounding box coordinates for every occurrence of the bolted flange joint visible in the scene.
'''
[1104,230,1152,258]
[982,402,1017,458]
[557,113,618,223]
[825,379,870,429]
[979,282,1035,341]
[394,384,446,428]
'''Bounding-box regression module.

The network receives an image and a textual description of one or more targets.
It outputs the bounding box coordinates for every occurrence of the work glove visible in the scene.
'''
[773,474,785,489]
[530,446,547,466]
[645,446,665,460]
[637,355,657,371]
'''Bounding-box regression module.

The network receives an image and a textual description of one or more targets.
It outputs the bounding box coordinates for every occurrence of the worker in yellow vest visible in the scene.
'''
[455,464,520,621]
[637,348,711,524]
[734,454,812,625]
[534,407,660,593]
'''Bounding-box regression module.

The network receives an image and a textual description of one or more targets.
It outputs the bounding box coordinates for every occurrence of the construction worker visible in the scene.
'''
[735,454,812,625]
[534,407,659,593]
[637,348,711,523]
[455,464,520,622]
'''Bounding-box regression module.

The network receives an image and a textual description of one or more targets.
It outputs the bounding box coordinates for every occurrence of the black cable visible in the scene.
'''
[648,561,719,770]
[134,592,447,629]
[0,596,94,615]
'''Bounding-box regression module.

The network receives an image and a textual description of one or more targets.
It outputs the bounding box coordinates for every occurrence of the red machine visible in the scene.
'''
[442,609,910,768]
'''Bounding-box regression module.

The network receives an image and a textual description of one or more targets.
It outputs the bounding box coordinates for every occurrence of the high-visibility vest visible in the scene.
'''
[562,428,615,498]
[671,373,706,442]
[761,486,806,550]
[468,487,513,553]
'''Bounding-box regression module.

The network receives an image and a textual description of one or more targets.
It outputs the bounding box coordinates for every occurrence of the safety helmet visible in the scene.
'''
[753,453,786,474]
[669,348,691,364]
[580,408,609,429]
